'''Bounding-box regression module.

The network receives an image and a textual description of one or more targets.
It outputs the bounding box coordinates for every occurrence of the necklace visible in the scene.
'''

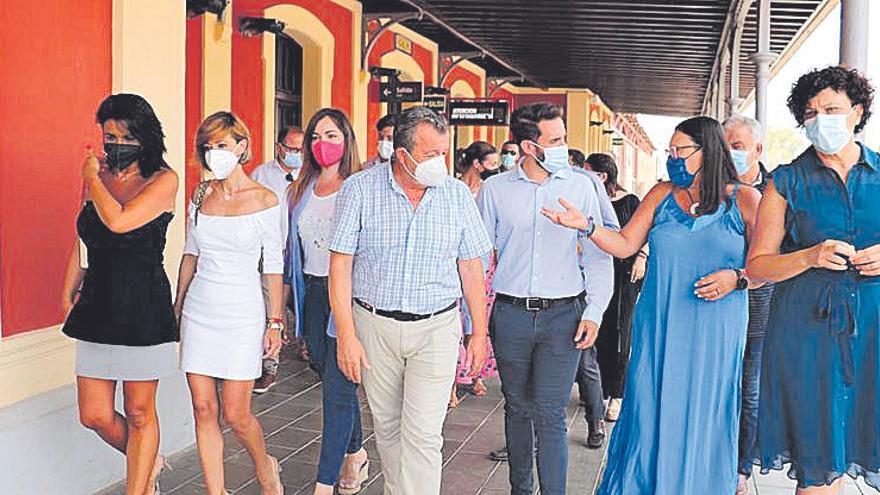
[685,188,700,216]
[117,166,139,182]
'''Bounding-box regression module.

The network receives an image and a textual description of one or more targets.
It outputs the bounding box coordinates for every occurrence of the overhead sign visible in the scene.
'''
[448,100,509,126]
[378,81,423,103]
[424,86,450,96]
[423,95,448,115]
[394,34,413,55]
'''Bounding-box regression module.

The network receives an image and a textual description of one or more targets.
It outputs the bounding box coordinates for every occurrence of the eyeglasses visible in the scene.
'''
[665,145,702,159]
[803,105,853,122]
[500,150,518,156]
[278,142,302,153]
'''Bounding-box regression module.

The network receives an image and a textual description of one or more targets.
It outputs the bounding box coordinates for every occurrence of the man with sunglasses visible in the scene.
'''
[500,140,520,170]
[251,124,305,393]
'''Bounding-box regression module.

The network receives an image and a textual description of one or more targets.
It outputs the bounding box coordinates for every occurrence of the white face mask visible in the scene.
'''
[378,140,394,161]
[805,109,854,155]
[529,141,569,174]
[205,149,239,180]
[403,149,447,187]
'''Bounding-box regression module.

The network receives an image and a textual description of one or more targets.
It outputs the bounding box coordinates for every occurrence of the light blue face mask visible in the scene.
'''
[283,151,303,169]
[730,149,752,176]
[530,142,569,174]
[805,110,854,155]
[501,154,516,170]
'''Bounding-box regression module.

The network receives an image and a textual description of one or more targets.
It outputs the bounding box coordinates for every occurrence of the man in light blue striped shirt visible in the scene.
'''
[328,106,492,495]
[477,102,614,495]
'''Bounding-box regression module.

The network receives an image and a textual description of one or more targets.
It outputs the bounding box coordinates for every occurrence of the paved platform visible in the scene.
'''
[98,356,877,494]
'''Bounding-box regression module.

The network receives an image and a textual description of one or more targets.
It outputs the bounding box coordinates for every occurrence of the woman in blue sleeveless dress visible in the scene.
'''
[542,116,761,494]
[747,66,880,494]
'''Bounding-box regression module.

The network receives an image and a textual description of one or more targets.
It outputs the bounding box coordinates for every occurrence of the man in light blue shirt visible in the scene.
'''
[477,102,614,495]
[328,106,492,495]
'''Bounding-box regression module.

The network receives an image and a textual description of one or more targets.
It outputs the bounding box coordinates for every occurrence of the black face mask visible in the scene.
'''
[104,143,142,172]
[480,168,500,180]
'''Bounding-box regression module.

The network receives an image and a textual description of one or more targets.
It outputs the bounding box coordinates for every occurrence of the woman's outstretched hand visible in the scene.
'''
[541,198,589,231]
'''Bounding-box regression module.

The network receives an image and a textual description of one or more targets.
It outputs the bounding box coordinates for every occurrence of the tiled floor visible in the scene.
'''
[97,356,878,494]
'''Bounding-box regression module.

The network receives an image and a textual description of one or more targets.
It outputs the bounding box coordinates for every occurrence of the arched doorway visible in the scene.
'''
[274,34,303,133]
[261,4,335,160]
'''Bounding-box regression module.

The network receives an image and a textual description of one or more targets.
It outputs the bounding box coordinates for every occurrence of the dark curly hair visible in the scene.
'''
[787,66,874,133]
[96,94,169,177]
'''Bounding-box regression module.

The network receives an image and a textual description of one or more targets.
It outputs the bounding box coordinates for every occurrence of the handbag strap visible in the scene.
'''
[193,181,210,225]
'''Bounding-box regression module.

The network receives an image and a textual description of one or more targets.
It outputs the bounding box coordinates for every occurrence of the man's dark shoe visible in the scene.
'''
[253,365,278,394]
[587,420,606,449]
[488,446,538,462]
[489,447,508,462]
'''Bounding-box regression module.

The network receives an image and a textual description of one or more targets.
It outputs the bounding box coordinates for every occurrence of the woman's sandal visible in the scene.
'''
[448,384,461,408]
[146,455,171,495]
[472,378,488,396]
[266,455,284,495]
[338,458,370,495]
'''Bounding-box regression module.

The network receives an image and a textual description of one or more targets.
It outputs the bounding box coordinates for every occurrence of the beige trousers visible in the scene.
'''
[352,303,461,495]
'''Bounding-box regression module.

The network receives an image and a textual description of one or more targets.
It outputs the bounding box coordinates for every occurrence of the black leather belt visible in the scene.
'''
[495,292,585,312]
[354,298,457,322]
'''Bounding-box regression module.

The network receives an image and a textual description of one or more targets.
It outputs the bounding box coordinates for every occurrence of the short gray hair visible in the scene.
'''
[393,106,448,157]
[722,114,764,142]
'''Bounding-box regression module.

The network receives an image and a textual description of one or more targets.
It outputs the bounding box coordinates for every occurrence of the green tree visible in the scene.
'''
[764,127,809,170]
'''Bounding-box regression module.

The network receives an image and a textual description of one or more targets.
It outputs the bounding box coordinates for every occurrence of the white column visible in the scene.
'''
[840,0,869,72]
[751,0,775,141]
[728,13,747,115]
[717,48,728,120]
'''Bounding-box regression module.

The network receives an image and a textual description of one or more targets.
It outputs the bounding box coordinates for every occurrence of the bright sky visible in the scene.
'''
[635,3,880,178]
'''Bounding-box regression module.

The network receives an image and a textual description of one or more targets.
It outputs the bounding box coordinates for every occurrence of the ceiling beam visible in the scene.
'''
[701,0,754,115]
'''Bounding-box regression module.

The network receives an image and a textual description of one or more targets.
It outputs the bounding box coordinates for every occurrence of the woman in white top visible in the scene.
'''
[282,109,367,495]
[175,112,284,495]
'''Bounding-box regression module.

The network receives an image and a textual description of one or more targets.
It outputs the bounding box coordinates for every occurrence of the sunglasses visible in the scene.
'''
[500,150,517,156]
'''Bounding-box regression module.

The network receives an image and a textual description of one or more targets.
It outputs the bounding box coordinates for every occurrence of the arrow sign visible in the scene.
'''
[378,82,423,103]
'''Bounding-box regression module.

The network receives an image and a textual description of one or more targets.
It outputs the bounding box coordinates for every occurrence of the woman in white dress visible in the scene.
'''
[174,111,284,495]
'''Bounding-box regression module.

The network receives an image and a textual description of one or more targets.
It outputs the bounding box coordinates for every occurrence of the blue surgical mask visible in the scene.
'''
[501,154,516,170]
[805,111,853,155]
[666,156,698,188]
[283,151,303,169]
[530,142,569,174]
[730,149,751,176]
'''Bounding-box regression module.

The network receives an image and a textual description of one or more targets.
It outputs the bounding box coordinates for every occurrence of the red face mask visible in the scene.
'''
[311,140,345,168]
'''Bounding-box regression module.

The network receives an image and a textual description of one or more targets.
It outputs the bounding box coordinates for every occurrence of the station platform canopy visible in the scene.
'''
[363,0,830,115]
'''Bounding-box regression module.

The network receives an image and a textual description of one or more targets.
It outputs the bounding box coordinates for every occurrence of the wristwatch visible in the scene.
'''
[733,268,748,291]
[579,216,597,238]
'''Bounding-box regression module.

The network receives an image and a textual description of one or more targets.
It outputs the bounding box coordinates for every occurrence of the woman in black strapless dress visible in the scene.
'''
[586,154,646,422]
[60,94,179,495]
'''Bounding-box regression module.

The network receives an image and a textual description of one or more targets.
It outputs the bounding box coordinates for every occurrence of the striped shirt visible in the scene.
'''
[329,163,492,314]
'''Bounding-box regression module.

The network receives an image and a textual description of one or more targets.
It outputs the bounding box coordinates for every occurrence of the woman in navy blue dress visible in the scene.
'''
[747,66,880,494]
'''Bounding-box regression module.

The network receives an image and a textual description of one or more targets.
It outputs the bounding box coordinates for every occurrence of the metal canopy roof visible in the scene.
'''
[362,0,826,116]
